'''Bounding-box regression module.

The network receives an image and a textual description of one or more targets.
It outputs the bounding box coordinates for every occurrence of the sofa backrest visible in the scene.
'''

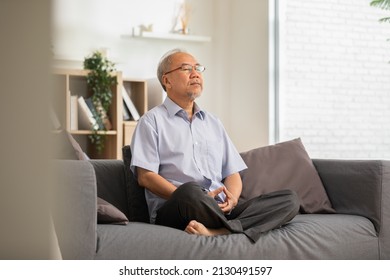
[313,159,384,232]
[122,145,150,223]
[90,160,129,219]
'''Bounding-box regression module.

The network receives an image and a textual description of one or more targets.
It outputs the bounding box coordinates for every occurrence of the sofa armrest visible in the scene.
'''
[52,160,97,259]
[313,159,390,259]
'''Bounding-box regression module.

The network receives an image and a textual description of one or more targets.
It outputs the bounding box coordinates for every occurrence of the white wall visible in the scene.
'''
[228,0,270,151]
[52,0,271,152]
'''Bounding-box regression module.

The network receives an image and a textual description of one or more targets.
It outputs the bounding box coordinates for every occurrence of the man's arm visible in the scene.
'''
[137,167,177,199]
[224,172,242,200]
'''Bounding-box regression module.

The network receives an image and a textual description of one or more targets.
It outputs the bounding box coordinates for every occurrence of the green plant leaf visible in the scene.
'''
[370,0,390,9]
[379,16,390,22]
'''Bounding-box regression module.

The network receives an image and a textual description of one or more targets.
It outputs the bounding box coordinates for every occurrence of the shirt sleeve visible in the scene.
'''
[130,115,160,176]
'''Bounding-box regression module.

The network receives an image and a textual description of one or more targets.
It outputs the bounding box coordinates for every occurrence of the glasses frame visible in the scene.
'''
[164,63,206,75]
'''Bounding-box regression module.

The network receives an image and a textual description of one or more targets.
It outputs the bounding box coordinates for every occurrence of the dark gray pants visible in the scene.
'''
[155,182,300,243]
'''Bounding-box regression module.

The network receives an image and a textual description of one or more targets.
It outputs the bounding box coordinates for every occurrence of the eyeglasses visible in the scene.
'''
[164,64,206,75]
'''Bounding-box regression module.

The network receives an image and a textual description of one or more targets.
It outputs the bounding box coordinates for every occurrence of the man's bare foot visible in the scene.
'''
[184,220,230,236]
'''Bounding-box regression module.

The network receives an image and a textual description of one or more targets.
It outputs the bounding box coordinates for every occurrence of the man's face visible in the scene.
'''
[163,52,204,101]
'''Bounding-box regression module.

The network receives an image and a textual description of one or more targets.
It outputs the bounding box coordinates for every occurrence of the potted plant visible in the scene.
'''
[83,51,117,154]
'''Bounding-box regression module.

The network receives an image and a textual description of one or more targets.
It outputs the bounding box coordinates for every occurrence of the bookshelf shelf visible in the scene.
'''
[122,31,211,43]
[70,130,118,135]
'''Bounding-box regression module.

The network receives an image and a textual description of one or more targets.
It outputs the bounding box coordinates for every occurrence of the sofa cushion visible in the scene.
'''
[122,145,150,223]
[239,138,334,214]
[95,214,377,259]
[97,197,129,225]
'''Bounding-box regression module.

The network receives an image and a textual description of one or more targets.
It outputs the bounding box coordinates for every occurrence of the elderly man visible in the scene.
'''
[130,49,299,242]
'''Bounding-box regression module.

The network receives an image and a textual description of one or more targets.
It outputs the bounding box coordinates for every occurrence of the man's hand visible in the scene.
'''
[219,187,238,213]
[207,186,238,213]
[206,186,225,199]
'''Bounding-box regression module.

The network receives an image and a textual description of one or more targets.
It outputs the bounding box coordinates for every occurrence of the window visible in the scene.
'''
[275,0,390,159]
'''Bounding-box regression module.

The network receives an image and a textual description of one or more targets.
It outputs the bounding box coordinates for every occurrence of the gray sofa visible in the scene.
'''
[52,156,390,259]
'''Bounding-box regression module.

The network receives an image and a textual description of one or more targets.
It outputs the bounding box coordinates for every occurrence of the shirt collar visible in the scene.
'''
[163,97,205,120]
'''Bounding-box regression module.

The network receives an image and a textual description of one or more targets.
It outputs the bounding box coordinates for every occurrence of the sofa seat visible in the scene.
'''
[95,214,377,260]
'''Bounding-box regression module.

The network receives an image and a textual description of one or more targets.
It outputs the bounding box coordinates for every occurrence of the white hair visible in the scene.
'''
[157,48,188,91]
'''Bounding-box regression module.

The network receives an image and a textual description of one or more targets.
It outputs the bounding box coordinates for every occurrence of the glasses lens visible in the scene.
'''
[195,65,205,73]
[174,64,205,74]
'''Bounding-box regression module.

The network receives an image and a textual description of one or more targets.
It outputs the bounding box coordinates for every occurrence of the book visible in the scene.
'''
[70,95,78,130]
[122,85,140,121]
[94,99,112,130]
[122,100,131,121]
[85,97,105,130]
[77,96,99,130]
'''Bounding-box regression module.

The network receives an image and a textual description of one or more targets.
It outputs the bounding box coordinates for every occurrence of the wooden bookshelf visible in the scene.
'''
[52,70,154,159]
[52,69,123,159]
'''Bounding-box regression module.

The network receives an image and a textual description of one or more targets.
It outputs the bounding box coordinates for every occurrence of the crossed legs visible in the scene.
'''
[155,182,300,242]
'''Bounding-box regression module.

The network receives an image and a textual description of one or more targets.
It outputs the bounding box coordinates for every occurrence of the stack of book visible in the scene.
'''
[69,92,112,131]
[68,85,141,132]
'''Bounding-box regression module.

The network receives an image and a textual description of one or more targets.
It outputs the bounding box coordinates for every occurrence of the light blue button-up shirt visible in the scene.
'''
[130,97,247,223]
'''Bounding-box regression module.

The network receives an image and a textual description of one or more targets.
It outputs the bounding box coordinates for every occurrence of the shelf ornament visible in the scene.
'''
[173,0,192,34]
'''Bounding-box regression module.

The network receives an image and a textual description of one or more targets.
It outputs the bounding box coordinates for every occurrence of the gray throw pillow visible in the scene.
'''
[239,138,335,214]
[97,197,129,225]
